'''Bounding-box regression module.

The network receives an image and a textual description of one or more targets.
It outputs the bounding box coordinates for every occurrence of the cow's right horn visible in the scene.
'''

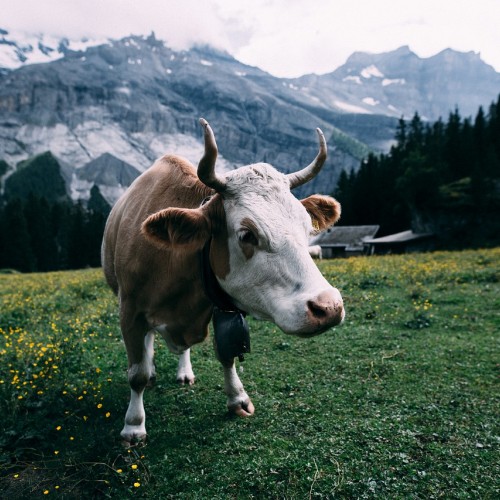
[198,118,227,192]
[287,128,327,189]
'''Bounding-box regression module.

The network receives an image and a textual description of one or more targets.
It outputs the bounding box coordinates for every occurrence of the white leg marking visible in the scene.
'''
[121,388,146,442]
[121,331,155,442]
[176,349,196,385]
[223,363,254,417]
[144,330,156,383]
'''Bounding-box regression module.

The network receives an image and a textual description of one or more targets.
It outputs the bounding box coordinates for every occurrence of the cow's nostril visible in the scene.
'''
[306,289,344,328]
[307,300,328,319]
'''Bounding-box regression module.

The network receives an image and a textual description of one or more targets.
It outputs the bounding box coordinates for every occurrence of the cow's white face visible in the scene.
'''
[215,163,344,336]
[142,119,344,337]
[143,162,344,337]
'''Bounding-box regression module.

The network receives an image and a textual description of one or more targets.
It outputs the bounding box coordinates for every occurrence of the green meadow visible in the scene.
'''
[0,249,498,498]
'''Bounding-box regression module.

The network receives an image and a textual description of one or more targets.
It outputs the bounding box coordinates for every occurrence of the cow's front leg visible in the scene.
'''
[121,320,156,444]
[222,360,255,417]
[176,349,195,385]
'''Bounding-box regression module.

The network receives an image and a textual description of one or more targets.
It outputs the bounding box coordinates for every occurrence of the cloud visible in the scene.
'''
[2,0,500,77]
[2,0,234,50]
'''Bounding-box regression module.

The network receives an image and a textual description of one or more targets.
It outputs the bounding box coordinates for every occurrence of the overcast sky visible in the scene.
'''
[3,0,500,77]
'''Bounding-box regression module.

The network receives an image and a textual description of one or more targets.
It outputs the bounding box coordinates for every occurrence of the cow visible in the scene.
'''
[102,119,344,443]
[308,244,323,259]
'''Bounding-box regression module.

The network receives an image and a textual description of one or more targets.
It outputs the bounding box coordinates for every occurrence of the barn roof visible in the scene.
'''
[311,225,380,248]
[364,230,434,244]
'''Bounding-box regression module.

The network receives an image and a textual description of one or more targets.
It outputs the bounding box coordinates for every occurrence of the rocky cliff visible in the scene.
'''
[1,30,499,205]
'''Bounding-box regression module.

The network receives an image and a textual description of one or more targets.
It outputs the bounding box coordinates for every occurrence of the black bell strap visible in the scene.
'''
[200,239,250,362]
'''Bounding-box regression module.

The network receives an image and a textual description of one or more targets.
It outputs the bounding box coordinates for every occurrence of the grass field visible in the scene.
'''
[0,249,498,498]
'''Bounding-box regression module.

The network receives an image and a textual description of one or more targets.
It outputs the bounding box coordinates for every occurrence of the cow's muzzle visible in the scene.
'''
[299,289,344,336]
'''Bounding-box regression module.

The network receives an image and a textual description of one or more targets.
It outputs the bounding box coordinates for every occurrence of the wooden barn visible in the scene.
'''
[310,225,380,258]
[363,230,435,254]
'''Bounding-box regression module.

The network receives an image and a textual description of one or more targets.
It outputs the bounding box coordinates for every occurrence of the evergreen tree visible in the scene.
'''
[1,199,35,272]
[487,96,500,165]
[67,203,90,269]
[332,94,500,247]
[24,195,58,271]
[51,201,73,270]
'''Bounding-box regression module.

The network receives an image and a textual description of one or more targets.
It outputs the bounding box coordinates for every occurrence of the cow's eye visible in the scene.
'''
[239,229,258,246]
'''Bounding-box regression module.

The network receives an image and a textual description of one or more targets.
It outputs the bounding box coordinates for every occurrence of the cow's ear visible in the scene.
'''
[142,207,210,250]
[301,194,341,233]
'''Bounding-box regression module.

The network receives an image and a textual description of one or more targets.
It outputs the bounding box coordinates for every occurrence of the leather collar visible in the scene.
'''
[200,239,247,316]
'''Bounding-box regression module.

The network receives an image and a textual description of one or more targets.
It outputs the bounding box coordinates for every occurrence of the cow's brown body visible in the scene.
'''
[102,119,344,443]
[103,155,216,355]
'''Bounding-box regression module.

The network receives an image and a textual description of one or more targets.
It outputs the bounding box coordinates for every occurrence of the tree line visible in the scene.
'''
[334,95,500,248]
[1,96,499,272]
[0,195,107,273]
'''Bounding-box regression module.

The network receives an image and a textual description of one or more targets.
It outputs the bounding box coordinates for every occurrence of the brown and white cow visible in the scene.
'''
[102,119,344,443]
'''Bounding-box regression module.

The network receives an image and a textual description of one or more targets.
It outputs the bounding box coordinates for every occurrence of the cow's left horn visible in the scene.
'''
[198,118,227,192]
[287,128,327,189]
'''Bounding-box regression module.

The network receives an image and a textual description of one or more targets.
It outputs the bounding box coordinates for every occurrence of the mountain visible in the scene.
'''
[296,45,500,122]
[0,28,499,205]
[0,28,105,73]
[73,153,141,204]
[0,31,368,202]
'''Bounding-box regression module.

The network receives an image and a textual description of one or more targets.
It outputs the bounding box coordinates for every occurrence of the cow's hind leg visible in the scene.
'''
[177,349,195,385]
[120,309,155,444]
[222,360,255,417]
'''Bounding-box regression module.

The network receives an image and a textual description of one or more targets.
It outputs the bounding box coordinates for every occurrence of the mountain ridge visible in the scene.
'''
[0,28,499,205]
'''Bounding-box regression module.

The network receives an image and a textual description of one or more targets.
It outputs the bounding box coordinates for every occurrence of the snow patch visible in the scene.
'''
[70,174,93,202]
[334,100,371,114]
[0,29,106,70]
[116,87,131,96]
[200,59,213,66]
[306,95,321,103]
[382,78,406,86]
[361,65,384,79]
[125,39,141,50]
[235,71,246,77]
[69,38,107,52]
[343,75,362,85]
[362,97,379,106]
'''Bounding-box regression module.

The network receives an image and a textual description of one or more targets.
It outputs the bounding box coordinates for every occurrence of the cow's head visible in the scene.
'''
[143,119,344,336]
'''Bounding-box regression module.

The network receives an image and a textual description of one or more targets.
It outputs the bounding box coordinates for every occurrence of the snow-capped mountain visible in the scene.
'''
[0,29,499,205]
[0,31,368,203]
[0,28,105,72]
[295,45,500,122]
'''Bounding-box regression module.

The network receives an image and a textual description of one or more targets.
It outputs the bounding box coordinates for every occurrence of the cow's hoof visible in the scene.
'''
[177,374,195,385]
[120,424,147,445]
[228,398,255,417]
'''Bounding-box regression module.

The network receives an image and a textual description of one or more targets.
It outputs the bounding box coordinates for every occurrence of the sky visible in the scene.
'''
[2,0,500,78]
